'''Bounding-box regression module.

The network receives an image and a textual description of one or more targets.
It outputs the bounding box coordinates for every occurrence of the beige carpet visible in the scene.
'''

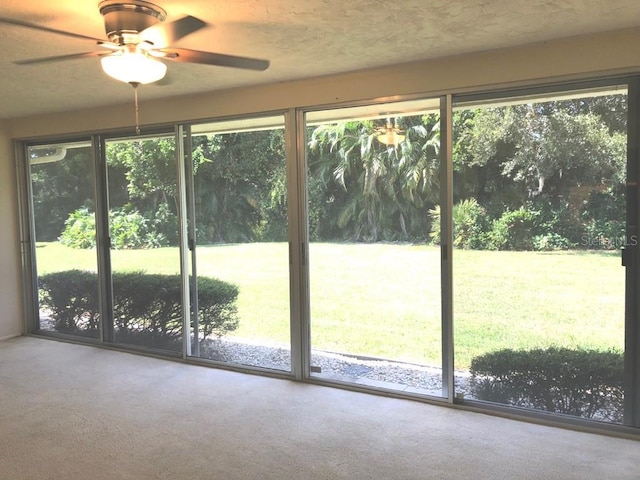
[0,336,638,480]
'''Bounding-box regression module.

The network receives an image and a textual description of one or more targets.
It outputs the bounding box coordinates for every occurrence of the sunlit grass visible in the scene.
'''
[452,249,624,368]
[35,242,624,369]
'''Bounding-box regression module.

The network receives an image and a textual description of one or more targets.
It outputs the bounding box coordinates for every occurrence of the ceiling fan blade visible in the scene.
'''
[162,48,269,71]
[152,72,175,87]
[15,51,105,66]
[140,15,206,48]
[0,16,104,42]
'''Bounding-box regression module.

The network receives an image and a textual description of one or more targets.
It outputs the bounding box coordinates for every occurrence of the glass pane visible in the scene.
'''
[106,135,182,352]
[29,141,100,339]
[452,86,627,423]
[305,99,445,396]
[188,116,291,371]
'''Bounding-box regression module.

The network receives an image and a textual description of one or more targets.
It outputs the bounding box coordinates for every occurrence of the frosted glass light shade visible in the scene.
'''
[101,51,167,85]
[377,130,405,146]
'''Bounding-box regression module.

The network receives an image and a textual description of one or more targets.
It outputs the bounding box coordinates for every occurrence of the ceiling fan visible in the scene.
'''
[376,118,405,146]
[0,0,270,86]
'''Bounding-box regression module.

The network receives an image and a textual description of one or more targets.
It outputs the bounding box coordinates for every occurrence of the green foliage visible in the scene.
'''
[534,200,582,247]
[487,207,538,250]
[430,199,585,252]
[191,130,287,243]
[108,208,154,249]
[453,95,626,249]
[59,207,97,249]
[39,270,239,348]
[107,139,178,203]
[532,233,572,251]
[469,347,623,421]
[307,116,441,242]
[30,147,96,242]
[32,94,626,249]
[580,186,626,250]
[106,139,180,246]
[38,269,100,335]
[456,102,626,200]
[430,198,488,249]
[59,207,174,249]
[148,202,179,246]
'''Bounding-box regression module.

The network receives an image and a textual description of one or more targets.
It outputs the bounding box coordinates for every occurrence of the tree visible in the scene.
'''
[107,138,177,210]
[106,138,179,245]
[452,94,627,248]
[31,147,96,242]
[453,96,626,211]
[307,114,441,242]
[191,129,287,243]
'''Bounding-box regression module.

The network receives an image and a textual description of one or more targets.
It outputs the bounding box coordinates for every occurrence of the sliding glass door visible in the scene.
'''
[452,83,628,423]
[304,99,446,396]
[105,133,182,352]
[186,116,292,371]
[19,78,640,432]
[28,140,100,339]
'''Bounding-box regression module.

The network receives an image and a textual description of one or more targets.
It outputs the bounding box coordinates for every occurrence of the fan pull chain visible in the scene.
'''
[131,82,141,135]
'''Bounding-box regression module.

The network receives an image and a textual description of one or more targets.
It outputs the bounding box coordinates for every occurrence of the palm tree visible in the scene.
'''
[307,114,441,242]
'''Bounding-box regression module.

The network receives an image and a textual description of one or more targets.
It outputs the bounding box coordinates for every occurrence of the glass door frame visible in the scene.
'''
[180,111,297,375]
[624,77,640,427]
[15,75,640,434]
[297,95,455,402]
[100,128,183,355]
[18,134,99,340]
[451,76,640,429]
[19,126,184,354]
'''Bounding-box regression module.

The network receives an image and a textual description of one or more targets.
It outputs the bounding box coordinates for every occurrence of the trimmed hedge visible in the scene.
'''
[39,270,239,348]
[469,347,623,422]
[38,269,101,335]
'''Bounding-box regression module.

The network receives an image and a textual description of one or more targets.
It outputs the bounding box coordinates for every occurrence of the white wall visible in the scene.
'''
[0,121,24,339]
[8,27,640,139]
[2,27,640,339]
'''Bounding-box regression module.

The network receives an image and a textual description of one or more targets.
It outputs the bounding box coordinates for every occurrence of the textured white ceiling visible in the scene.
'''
[1,0,640,119]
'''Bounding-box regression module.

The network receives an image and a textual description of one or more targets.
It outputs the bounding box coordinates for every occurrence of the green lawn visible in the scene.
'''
[35,242,625,369]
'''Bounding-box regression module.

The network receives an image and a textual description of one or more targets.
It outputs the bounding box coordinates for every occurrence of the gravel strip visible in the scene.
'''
[202,337,471,396]
[38,317,471,396]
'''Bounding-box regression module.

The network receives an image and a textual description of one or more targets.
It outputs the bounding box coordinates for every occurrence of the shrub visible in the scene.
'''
[581,218,625,250]
[146,202,179,246]
[487,207,538,250]
[469,347,623,422]
[38,270,239,349]
[38,270,100,334]
[59,206,176,249]
[535,200,582,248]
[430,198,489,249]
[532,233,571,251]
[580,187,625,250]
[108,208,159,249]
[59,207,97,249]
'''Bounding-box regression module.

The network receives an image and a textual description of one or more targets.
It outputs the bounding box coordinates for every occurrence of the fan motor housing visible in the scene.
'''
[99,0,166,43]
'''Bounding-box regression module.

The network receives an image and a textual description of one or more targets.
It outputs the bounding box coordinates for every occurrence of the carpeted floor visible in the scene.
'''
[0,336,638,479]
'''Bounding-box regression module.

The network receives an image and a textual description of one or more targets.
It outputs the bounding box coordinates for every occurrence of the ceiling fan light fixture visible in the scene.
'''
[377,130,406,146]
[100,48,167,84]
[376,118,405,146]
